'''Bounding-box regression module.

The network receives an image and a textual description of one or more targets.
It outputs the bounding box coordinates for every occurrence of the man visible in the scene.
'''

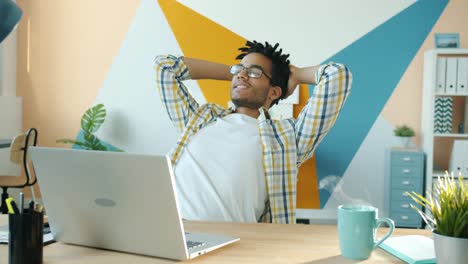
[155,40,352,224]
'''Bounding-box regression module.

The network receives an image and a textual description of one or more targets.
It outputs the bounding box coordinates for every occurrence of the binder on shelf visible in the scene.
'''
[465,98,468,134]
[436,57,446,94]
[449,140,468,175]
[445,57,457,94]
[457,57,468,95]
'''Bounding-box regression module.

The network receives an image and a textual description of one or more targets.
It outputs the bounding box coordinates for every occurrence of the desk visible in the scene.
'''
[0,215,430,264]
[0,139,11,149]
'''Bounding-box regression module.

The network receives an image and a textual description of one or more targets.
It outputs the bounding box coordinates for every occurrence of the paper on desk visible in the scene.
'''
[379,235,436,264]
[0,224,7,242]
[0,224,55,245]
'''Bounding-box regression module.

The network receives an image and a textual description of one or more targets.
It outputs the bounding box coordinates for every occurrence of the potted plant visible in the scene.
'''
[407,172,468,264]
[57,103,121,151]
[393,125,415,148]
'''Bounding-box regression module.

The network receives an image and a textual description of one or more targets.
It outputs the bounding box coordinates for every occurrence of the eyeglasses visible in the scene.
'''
[230,64,272,80]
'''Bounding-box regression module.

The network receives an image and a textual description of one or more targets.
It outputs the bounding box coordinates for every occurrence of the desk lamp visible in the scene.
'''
[0,0,22,43]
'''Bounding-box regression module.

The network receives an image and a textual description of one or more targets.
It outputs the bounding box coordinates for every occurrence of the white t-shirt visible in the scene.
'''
[174,113,266,222]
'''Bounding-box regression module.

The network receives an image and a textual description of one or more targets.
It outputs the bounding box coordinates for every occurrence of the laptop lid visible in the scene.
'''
[29,147,190,260]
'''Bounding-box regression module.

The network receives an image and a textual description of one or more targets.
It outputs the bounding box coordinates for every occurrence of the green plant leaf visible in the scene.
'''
[393,125,415,137]
[56,139,89,149]
[453,211,467,237]
[408,171,468,238]
[82,132,108,151]
[410,204,435,230]
[81,103,106,133]
[56,138,76,144]
[55,104,122,152]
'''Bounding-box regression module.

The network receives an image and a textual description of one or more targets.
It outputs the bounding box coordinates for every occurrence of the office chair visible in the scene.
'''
[0,128,38,214]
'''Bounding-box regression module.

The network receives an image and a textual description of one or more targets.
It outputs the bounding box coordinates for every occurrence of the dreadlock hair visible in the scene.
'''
[236,40,291,107]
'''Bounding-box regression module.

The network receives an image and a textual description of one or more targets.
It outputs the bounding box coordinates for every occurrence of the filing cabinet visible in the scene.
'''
[389,149,424,228]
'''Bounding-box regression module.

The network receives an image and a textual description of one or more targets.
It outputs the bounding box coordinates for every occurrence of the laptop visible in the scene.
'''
[28,147,239,260]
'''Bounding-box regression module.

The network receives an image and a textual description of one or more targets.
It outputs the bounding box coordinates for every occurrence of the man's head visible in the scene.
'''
[230,40,290,109]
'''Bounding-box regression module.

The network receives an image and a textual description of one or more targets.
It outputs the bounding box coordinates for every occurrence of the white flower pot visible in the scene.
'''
[396,136,412,148]
[433,232,468,264]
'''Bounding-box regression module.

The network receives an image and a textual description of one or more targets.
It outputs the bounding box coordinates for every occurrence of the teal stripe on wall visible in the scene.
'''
[315,0,448,208]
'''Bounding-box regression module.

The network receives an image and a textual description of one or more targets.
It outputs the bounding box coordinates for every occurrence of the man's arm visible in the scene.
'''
[294,62,353,166]
[182,57,232,81]
[155,56,232,133]
[155,55,199,133]
[285,65,320,97]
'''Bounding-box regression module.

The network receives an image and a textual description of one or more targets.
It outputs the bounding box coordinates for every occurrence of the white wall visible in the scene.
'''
[0,16,22,175]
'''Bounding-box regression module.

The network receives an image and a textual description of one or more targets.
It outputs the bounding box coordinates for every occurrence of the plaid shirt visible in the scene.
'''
[155,55,352,224]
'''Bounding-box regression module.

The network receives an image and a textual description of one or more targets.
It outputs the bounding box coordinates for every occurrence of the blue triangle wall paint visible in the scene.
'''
[314,0,449,207]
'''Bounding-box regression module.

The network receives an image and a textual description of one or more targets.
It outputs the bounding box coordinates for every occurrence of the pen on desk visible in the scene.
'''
[19,192,24,214]
[34,203,44,213]
[5,197,15,214]
[5,197,20,214]
[28,199,34,214]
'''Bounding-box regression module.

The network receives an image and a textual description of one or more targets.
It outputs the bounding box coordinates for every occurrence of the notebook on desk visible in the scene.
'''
[29,147,239,260]
[379,235,436,264]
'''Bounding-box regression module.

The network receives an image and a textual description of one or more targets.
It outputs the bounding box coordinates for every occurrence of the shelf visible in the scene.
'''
[432,170,466,179]
[423,49,468,197]
[433,133,468,138]
[434,93,468,97]
[431,48,468,55]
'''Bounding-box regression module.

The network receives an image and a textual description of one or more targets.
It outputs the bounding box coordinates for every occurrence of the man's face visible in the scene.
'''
[230,53,274,109]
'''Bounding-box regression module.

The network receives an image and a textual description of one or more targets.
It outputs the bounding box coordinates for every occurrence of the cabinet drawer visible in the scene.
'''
[390,189,417,202]
[390,212,421,227]
[390,201,422,213]
[391,152,423,167]
[391,177,422,190]
[390,166,422,178]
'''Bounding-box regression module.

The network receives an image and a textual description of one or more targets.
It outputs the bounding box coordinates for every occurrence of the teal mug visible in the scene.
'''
[338,204,394,260]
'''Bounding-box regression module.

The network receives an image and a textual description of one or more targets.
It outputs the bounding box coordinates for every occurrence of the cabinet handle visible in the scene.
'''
[402,192,409,197]
[402,181,410,185]
[402,157,412,162]
[403,169,411,174]
[401,215,409,220]
[401,204,410,208]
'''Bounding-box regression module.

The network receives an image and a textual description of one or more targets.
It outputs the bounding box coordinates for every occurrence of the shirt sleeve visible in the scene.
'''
[154,55,199,133]
[295,62,353,166]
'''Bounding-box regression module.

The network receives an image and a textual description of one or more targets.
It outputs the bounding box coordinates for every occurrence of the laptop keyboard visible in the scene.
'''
[186,241,206,249]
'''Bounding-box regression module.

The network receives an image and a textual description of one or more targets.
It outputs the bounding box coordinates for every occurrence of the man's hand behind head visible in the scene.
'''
[285,65,299,99]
